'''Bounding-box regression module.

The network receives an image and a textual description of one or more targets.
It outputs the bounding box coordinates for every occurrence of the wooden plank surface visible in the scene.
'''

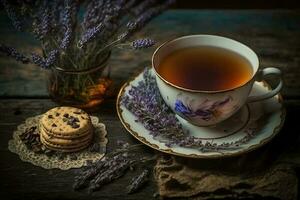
[1,9,300,200]
[0,99,300,200]
[0,10,300,98]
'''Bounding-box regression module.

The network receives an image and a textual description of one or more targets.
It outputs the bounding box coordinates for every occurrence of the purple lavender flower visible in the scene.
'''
[60,27,72,50]
[31,53,44,68]
[78,24,104,48]
[45,50,59,67]
[132,38,155,49]
[60,0,75,50]
[40,7,51,39]
[121,68,186,142]
[1,0,22,31]
[31,1,52,40]
[82,0,105,29]
[0,44,30,64]
[31,49,58,69]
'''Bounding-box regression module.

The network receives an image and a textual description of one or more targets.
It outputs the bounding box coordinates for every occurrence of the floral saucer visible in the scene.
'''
[117,68,285,158]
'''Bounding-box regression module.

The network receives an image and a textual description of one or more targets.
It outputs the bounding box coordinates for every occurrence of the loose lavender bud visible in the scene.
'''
[127,169,149,194]
[0,44,30,64]
[1,0,22,31]
[132,38,155,49]
[116,140,130,149]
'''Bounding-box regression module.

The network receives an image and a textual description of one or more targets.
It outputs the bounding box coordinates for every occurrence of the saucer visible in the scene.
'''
[117,68,286,158]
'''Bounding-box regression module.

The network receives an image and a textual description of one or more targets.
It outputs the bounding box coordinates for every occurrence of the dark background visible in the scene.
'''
[172,0,300,9]
[2,0,300,10]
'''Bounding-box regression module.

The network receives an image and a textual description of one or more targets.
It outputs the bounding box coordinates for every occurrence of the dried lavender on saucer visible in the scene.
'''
[121,68,257,152]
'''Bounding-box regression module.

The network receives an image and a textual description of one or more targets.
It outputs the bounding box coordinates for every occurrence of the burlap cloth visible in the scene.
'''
[154,132,300,200]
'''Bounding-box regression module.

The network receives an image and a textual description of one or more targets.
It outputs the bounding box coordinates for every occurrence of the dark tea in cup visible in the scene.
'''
[156,46,253,91]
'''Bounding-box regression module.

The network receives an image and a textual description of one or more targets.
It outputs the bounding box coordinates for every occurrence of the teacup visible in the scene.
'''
[152,35,283,126]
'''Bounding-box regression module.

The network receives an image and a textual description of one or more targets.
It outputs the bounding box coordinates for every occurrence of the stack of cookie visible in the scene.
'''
[39,107,94,152]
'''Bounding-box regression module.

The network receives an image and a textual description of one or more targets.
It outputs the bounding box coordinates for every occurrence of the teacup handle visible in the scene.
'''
[247,67,283,103]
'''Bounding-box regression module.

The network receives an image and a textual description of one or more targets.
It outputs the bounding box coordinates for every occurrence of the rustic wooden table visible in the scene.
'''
[0,10,300,200]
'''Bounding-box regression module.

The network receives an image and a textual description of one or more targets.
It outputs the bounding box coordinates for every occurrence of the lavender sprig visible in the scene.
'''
[78,24,104,48]
[82,0,105,29]
[131,0,157,16]
[73,154,124,190]
[78,0,127,48]
[1,0,22,31]
[39,3,51,40]
[127,169,149,194]
[31,49,58,69]
[0,44,30,64]
[73,141,154,192]
[132,38,155,49]
[31,1,52,41]
[89,155,133,192]
[121,68,185,140]
[60,0,75,50]
[121,0,175,41]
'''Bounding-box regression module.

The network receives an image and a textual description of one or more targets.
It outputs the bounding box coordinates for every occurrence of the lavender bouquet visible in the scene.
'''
[0,0,174,109]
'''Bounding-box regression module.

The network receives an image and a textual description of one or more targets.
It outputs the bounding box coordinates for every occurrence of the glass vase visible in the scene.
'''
[47,52,112,111]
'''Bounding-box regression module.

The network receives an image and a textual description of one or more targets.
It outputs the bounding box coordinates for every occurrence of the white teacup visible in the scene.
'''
[152,35,283,127]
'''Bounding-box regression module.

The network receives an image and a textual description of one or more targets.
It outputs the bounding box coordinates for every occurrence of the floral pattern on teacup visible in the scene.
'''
[174,96,235,121]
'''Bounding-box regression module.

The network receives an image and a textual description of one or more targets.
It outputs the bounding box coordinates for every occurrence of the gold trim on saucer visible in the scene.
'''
[116,68,286,159]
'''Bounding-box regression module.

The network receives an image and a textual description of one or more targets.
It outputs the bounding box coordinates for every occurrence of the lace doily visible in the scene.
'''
[8,115,108,170]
